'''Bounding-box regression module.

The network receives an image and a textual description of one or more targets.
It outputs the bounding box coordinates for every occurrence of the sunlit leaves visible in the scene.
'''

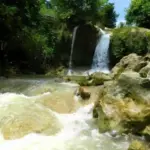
[126,0,150,28]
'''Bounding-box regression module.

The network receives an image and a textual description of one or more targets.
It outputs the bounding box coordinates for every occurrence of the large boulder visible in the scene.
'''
[118,71,150,103]
[93,53,150,140]
[111,53,150,79]
[111,53,142,79]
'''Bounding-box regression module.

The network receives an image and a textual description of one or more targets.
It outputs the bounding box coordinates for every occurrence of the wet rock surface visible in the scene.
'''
[128,140,149,150]
[93,53,150,143]
[65,72,111,86]
[74,87,91,100]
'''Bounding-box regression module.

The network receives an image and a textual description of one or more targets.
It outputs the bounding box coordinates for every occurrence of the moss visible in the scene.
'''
[45,66,66,78]
[90,73,111,85]
[94,85,150,139]
[64,73,111,86]
[134,62,148,72]
[140,79,150,88]
[142,125,150,139]
[113,66,125,79]
[96,104,126,134]
[128,140,148,150]
[139,65,150,78]
[64,75,90,86]
[140,72,148,78]
[97,106,111,132]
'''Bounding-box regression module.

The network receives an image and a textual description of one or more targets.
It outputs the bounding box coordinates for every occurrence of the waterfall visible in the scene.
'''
[68,26,79,75]
[91,29,110,74]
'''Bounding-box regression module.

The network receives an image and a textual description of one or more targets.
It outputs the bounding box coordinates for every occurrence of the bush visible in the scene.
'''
[109,27,150,66]
[7,28,54,74]
[126,0,150,28]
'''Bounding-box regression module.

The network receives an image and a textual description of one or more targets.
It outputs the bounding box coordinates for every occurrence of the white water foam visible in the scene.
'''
[0,94,130,150]
[91,29,110,74]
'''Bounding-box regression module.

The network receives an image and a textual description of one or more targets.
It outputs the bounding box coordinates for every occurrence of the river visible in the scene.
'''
[0,77,131,150]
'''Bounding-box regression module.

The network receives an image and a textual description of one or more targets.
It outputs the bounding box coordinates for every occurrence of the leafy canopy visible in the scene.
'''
[126,0,150,28]
[0,0,117,74]
[50,0,117,27]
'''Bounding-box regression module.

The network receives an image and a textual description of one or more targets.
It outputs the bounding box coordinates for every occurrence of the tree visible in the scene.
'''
[0,0,44,75]
[126,0,150,28]
[0,0,117,75]
[0,4,19,75]
[98,3,117,28]
[50,0,117,28]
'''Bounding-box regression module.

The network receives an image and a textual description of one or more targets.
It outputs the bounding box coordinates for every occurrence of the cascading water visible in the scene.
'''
[0,78,132,149]
[68,26,79,75]
[91,29,110,74]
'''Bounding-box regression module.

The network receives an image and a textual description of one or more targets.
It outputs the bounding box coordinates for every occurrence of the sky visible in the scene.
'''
[109,0,131,24]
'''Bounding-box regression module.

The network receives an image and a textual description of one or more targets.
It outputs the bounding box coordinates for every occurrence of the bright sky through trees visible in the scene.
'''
[109,0,130,24]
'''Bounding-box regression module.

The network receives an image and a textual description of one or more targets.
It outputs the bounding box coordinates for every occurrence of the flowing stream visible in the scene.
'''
[91,30,110,74]
[68,26,79,75]
[0,78,131,150]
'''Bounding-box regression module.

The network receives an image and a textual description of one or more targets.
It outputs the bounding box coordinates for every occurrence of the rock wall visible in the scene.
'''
[72,24,99,66]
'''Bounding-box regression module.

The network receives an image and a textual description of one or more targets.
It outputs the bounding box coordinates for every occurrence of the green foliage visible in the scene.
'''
[126,0,150,28]
[0,0,117,75]
[51,0,102,20]
[6,28,53,73]
[98,3,117,28]
[51,0,117,28]
[118,22,127,28]
[110,27,150,66]
[0,4,19,41]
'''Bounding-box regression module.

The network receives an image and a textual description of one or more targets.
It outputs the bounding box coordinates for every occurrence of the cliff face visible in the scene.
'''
[72,24,99,67]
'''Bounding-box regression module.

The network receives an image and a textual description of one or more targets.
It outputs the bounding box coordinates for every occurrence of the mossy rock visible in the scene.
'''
[111,53,142,79]
[64,72,112,86]
[134,62,148,72]
[93,71,150,138]
[112,66,125,79]
[93,54,150,142]
[140,79,150,88]
[64,75,91,86]
[128,140,148,150]
[142,125,150,141]
[46,66,66,77]
[97,106,111,132]
[90,72,112,85]
[139,63,150,78]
